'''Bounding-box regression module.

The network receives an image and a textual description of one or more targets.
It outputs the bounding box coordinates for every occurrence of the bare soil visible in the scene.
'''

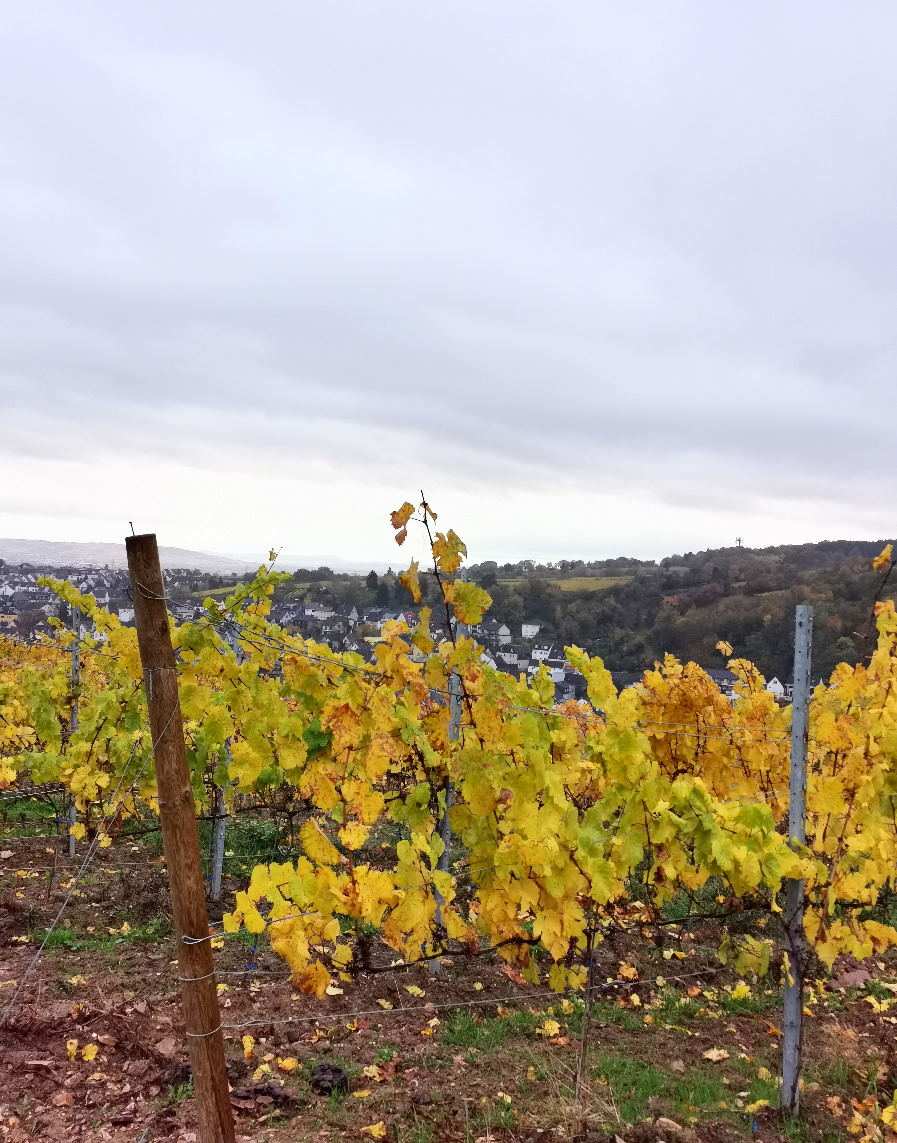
[2,832,895,1142]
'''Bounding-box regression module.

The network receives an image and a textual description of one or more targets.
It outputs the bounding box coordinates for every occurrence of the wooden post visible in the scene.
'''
[126,534,235,1143]
[781,603,813,1116]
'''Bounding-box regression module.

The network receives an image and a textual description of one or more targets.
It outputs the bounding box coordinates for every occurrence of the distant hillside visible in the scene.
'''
[466,538,897,680]
[0,538,255,574]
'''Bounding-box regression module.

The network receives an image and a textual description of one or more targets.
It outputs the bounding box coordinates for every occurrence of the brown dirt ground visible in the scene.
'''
[2,833,897,1142]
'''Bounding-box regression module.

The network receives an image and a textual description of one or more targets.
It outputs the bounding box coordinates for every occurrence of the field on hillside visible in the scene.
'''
[553,576,633,593]
[2,802,894,1143]
[500,576,633,593]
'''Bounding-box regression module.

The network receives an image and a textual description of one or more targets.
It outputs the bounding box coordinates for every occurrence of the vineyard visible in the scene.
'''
[2,501,897,1142]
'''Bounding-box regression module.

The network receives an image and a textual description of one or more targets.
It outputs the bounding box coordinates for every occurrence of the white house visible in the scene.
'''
[527,658,566,685]
[766,676,786,700]
[522,622,541,640]
[531,644,553,662]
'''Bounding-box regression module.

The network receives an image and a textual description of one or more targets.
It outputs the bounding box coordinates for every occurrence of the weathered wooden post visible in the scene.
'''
[126,533,235,1143]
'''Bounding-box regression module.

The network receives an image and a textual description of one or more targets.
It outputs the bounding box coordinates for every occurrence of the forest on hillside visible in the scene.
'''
[466,539,897,680]
[284,539,897,682]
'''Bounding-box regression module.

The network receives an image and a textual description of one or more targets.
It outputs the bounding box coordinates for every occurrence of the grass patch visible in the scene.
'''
[579,998,644,1032]
[199,816,291,877]
[720,989,780,1016]
[36,916,169,952]
[863,979,895,1002]
[812,1058,852,1090]
[477,1097,516,1130]
[591,1051,767,1125]
[591,1053,669,1122]
[0,795,61,836]
[654,989,701,1025]
[398,1123,435,1143]
[745,1071,781,1108]
[166,1078,194,1105]
[440,1008,542,1051]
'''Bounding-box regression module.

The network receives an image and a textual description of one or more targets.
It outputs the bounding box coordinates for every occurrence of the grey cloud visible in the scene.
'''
[2,1,896,555]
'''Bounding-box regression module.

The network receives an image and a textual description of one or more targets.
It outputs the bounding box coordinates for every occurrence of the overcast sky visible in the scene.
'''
[2,2,895,567]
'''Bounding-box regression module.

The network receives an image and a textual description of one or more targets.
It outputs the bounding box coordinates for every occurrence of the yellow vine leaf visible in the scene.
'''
[390,502,415,530]
[872,543,893,571]
[399,560,422,604]
[449,581,492,625]
[300,819,341,866]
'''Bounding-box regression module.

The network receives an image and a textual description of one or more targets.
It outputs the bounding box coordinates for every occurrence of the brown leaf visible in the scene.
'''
[832,968,871,991]
[155,1036,178,1058]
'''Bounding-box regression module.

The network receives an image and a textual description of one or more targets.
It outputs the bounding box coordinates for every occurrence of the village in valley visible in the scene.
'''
[0,558,794,705]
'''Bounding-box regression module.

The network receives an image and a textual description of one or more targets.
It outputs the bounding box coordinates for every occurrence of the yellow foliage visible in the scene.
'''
[9,500,897,1008]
